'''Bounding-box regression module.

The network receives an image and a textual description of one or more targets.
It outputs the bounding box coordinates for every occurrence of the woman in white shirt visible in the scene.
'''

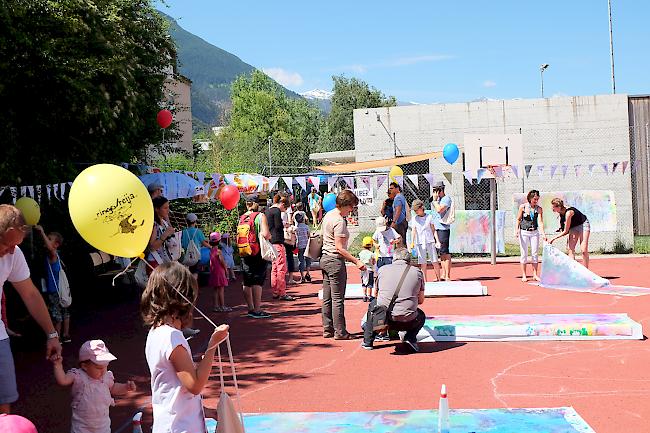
[409,199,441,282]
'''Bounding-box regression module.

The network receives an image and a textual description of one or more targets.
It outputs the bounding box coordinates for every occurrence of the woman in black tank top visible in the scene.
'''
[549,198,592,269]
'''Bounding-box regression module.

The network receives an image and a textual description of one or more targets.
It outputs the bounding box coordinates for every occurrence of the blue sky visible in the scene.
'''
[157,1,649,103]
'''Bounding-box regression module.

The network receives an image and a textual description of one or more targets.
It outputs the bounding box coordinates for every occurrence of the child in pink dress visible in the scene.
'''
[51,339,136,433]
[209,232,231,312]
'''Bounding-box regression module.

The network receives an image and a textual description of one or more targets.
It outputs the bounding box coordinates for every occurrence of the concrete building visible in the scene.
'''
[337,93,650,251]
[162,73,193,152]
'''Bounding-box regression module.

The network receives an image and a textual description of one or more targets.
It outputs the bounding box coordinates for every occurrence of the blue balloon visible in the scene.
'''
[443,143,459,165]
[322,193,337,212]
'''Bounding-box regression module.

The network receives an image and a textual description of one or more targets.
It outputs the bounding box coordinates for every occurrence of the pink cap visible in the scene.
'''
[0,414,38,433]
[79,340,117,365]
[210,232,222,242]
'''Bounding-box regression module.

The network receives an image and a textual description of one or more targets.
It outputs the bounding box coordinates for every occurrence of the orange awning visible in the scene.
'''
[318,151,442,173]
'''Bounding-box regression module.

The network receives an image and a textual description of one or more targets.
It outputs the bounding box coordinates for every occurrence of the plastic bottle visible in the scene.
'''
[132,412,143,433]
[438,384,450,433]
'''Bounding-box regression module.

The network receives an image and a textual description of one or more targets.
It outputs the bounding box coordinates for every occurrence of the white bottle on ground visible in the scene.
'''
[438,384,450,433]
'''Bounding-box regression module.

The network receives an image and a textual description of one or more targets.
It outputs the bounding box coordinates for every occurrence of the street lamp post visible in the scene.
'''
[608,0,616,94]
[540,64,549,98]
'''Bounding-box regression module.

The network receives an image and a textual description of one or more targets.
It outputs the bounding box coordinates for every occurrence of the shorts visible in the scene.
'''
[0,338,18,405]
[569,220,590,234]
[415,243,439,265]
[242,254,268,287]
[361,270,374,288]
[46,292,70,323]
[436,229,450,255]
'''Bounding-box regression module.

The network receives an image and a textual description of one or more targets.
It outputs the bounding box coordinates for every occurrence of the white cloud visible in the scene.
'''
[483,80,497,88]
[262,67,304,88]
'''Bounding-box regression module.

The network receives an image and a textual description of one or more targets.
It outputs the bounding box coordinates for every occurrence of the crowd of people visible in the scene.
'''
[0,178,592,431]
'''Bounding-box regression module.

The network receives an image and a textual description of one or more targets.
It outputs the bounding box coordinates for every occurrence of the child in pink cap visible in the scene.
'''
[0,414,38,433]
[51,339,136,433]
[209,232,231,312]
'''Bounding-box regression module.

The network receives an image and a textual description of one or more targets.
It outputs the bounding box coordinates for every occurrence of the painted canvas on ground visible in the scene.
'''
[512,190,616,233]
[540,244,609,288]
[206,407,594,433]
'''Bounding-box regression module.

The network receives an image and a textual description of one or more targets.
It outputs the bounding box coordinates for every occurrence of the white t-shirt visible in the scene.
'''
[412,214,436,245]
[145,325,205,433]
[0,246,30,341]
[372,228,400,258]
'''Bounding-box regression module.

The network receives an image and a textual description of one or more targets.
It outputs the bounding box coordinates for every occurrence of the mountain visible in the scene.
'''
[300,89,332,114]
[162,12,300,129]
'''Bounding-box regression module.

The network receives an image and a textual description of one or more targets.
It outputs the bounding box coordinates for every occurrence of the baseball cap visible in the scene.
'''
[147,182,163,193]
[362,236,373,247]
[186,213,198,223]
[221,233,230,239]
[0,414,38,433]
[245,193,258,203]
[210,232,222,242]
[79,340,117,366]
[432,180,445,189]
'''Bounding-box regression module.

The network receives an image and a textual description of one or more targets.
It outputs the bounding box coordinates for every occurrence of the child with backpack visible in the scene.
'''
[209,232,231,312]
[220,233,236,281]
[358,237,376,302]
[294,213,312,283]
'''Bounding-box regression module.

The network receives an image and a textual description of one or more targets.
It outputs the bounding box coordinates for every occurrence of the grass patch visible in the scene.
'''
[634,236,650,254]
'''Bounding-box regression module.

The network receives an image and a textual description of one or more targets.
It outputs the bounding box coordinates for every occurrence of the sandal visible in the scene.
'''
[279,294,296,301]
[334,333,359,340]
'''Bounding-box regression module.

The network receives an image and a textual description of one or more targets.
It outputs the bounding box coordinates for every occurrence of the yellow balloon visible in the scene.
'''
[15,197,41,225]
[389,165,403,183]
[68,164,153,257]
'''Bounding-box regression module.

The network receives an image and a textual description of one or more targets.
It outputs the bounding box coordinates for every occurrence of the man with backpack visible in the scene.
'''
[180,213,210,279]
[237,195,272,318]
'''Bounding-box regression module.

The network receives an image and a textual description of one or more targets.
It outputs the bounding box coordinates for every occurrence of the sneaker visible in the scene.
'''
[300,277,306,284]
[62,335,72,344]
[279,294,296,301]
[362,295,368,302]
[305,274,312,282]
[249,310,271,319]
[361,343,374,350]
[374,334,390,342]
[404,339,420,353]
[182,328,201,339]
[323,331,334,338]
[222,306,233,312]
[334,333,360,340]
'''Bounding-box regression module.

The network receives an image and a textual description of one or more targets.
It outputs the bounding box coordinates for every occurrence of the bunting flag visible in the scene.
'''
[27,186,34,198]
[423,173,435,186]
[295,176,307,192]
[211,173,221,185]
[588,163,596,175]
[376,174,388,190]
[0,188,5,199]
[60,183,67,200]
[601,163,609,175]
[394,175,403,188]
[536,165,545,177]
[560,165,568,178]
[524,164,533,178]
[224,174,236,185]
[281,176,293,190]
[308,176,320,190]
[511,165,519,179]
[120,162,129,169]
[443,172,453,184]
[574,164,582,177]
[493,166,504,178]
[268,176,279,191]
[53,184,59,199]
[360,176,371,190]
[35,186,42,202]
[10,187,17,204]
[611,162,619,174]
[549,165,558,178]
[622,160,629,175]
[327,176,338,190]
[20,186,27,197]
[476,168,487,183]
[197,172,205,185]
[343,177,355,190]
[462,170,474,182]
[46,184,52,199]
[407,174,419,188]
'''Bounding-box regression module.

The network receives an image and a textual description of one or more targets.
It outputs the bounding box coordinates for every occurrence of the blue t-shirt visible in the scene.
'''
[181,227,206,250]
[45,254,61,294]
[433,195,453,231]
[392,193,407,224]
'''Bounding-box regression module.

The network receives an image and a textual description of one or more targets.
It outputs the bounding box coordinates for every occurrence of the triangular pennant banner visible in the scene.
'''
[443,172,453,184]
[393,176,403,189]
[511,165,519,179]
[10,187,17,204]
[224,174,236,185]
[121,162,129,169]
[601,163,609,175]
[0,187,5,200]
[376,175,388,190]
[588,164,596,175]
[622,161,629,175]
[422,173,435,186]
[560,165,568,178]
[540,244,609,289]
[281,176,293,190]
[536,165,545,177]
[327,176,338,190]
[20,186,27,197]
[476,168,487,183]
[27,186,34,198]
[60,183,67,200]
[268,176,279,191]
[611,162,619,174]
[524,164,533,178]
[46,184,52,200]
[35,186,42,203]
[574,164,581,177]
[197,172,205,185]
[308,176,320,191]
[407,174,419,188]
[360,176,371,190]
[550,165,558,178]
[295,176,307,192]
[493,166,504,178]
[53,184,59,199]
[343,177,354,190]
[463,170,474,182]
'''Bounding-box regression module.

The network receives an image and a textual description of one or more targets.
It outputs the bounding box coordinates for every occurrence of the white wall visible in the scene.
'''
[353,94,634,251]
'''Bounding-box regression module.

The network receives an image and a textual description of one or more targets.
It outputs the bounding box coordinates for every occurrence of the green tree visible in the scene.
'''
[0,0,175,185]
[324,75,397,151]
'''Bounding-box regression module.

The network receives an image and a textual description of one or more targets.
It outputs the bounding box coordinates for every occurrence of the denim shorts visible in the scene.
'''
[0,338,18,404]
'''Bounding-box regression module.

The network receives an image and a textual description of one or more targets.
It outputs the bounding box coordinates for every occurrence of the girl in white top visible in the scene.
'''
[409,200,442,282]
[141,262,229,433]
[371,216,401,270]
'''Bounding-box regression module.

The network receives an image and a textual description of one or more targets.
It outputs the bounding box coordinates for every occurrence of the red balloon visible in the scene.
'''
[219,185,240,210]
[157,109,173,129]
